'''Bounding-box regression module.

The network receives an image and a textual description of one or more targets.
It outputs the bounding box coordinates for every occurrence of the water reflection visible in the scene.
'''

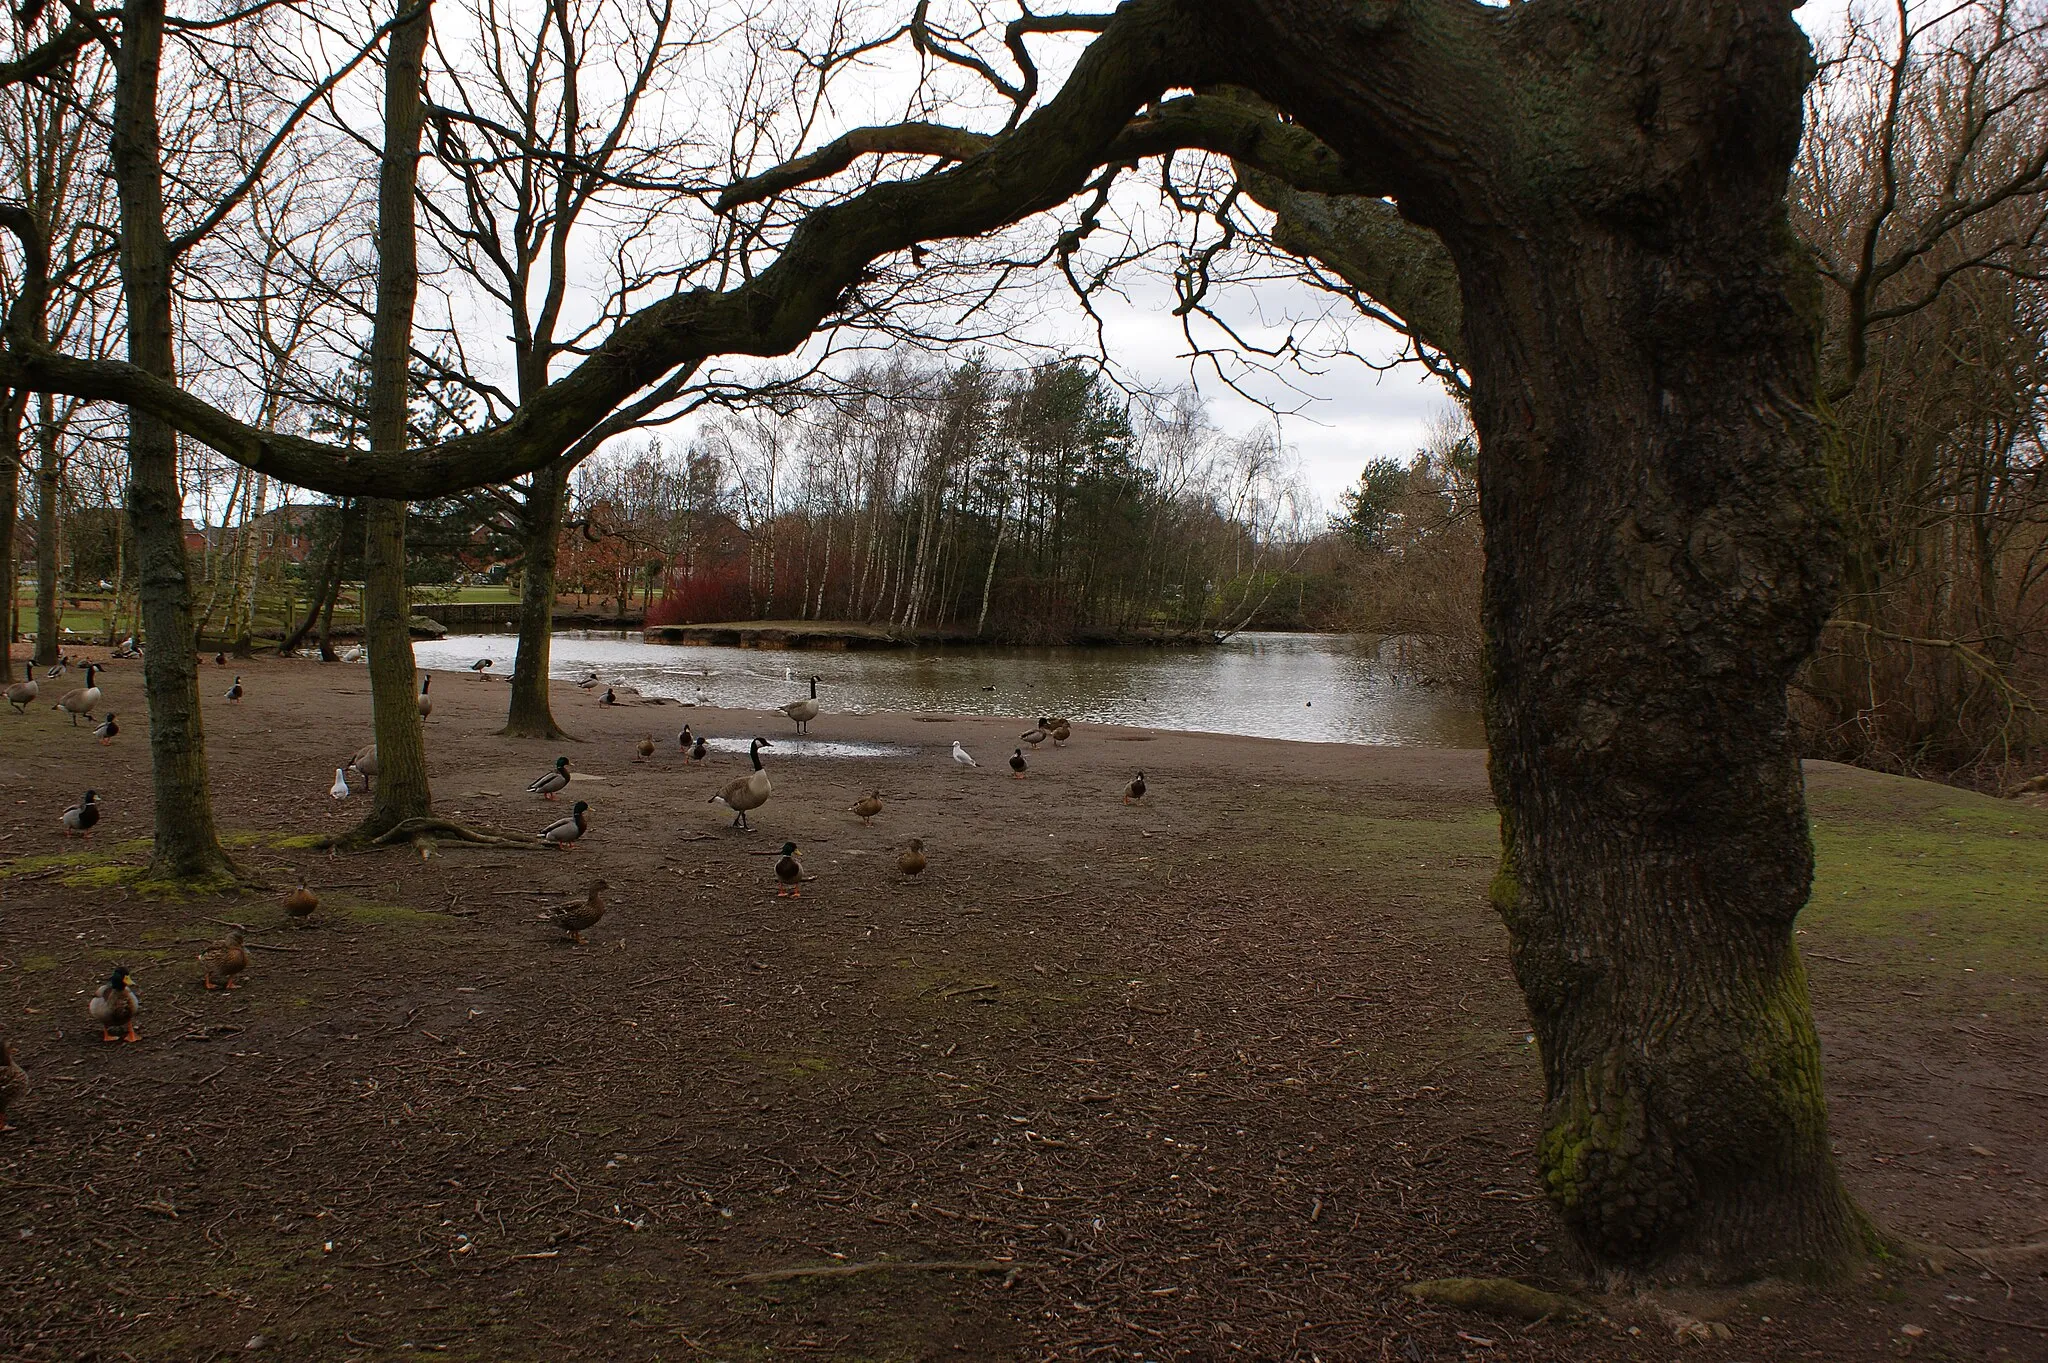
[413,631,1484,748]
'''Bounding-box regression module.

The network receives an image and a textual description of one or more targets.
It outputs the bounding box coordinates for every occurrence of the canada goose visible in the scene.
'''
[348,744,379,783]
[849,791,883,825]
[224,675,244,703]
[778,676,821,734]
[539,800,590,848]
[898,838,927,879]
[545,878,608,942]
[636,734,655,761]
[92,713,118,745]
[1124,772,1147,804]
[89,967,139,1043]
[528,756,571,799]
[775,843,804,897]
[470,658,493,677]
[284,881,319,926]
[198,932,248,990]
[6,662,37,713]
[0,1039,24,1130]
[1020,718,1051,748]
[61,790,99,837]
[1009,748,1028,778]
[53,663,100,724]
[417,674,433,717]
[951,741,976,768]
[710,738,773,830]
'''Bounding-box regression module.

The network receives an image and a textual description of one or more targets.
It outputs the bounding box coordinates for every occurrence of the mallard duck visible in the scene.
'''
[61,789,99,837]
[690,732,708,763]
[469,658,493,677]
[576,670,599,689]
[89,967,139,1043]
[0,1039,24,1130]
[545,878,608,942]
[91,713,118,744]
[539,800,590,849]
[775,843,804,897]
[46,654,69,678]
[53,663,100,724]
[951,741,976,768]
[224,675,244,703]
[528,756,571,800]
[1020,718,1051,748]
[778,676,821,735]
[113,635,140,658]
[710,738,773,830]
[329,767,350,800]
[6,661,37,713]
[198,932,249,990]
[898,838,927,879]
[1124,771,1147,804]
[416,674,433,717]
[213,651,226,666]
[1051,717,1071,747]
[636,734,655,761]
[599,686,618,706]
[348,744,379,784]
[1009,748,1028,779]
[284,881,319,926]
[678,725,696,758]
[849,790,883,825]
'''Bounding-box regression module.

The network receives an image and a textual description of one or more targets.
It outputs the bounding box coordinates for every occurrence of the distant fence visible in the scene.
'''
[413,601,646,631]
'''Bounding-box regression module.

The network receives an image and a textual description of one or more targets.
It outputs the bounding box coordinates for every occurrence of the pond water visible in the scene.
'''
[412,630,1485,748]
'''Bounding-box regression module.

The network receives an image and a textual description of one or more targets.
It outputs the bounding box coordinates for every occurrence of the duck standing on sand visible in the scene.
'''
[1051,717,1071,747]
[545,878,608,942]
[61,790,99,837]
[678,725,696,758]
[849,791,883,825]
[636,735,655,761]
[198,932,249,990]
[92,713,118,744]
[417,674,433,717]
[1009,748,1028,779]
[775,843,804,897]
[599,686,618,706]
[284,881,319,927]
[47,655,69,678]
[691,732,708,763]
[224,675,244,703]
[710,738,773,830]
[6,661,37,713]
[0,1039,24,1130]
[778,676,821,734]
[89,968,140,1043]
[1124,772,1147,805]
[53,663,101,724]
[539,800,590,849]
[528,756,571,799]
[898,838,928,879]
[470,658,493,678]
[1020,718,1051,749]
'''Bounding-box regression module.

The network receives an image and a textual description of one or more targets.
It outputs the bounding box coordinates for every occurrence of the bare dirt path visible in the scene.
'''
[1,649,2043,1360]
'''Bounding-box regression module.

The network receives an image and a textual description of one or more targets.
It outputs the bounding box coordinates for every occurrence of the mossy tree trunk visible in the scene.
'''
[351,0,434,840]
[1226,0,1864,1280]
[502,461,569,739]
[111,0,236,883]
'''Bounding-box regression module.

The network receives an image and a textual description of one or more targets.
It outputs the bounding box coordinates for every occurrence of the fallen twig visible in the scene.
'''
[723,1259,1025,1286]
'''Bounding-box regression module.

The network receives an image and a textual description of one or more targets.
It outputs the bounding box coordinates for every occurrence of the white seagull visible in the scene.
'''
[330,767,350,801]
[951,741,977,768]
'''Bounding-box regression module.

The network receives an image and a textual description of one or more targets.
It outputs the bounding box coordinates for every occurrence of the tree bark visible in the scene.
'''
[351,0,434,839]
[112,0,236,884]
[0,391,20,648]
[503,462,569,739]
[1217,0,1865,1280]
[32,408,59,665]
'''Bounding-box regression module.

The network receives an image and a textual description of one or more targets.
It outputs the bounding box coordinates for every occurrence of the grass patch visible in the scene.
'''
[271,833,329,850]
[0,850,106,879]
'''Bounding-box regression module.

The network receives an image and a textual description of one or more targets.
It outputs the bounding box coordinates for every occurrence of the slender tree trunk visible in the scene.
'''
[0,391,20,649]
[112,0,235,883]
[281,513,347,654]
[976,498,1006,637]
[503,463,569,739]
[352,0,434,839]
[32,423,59,665]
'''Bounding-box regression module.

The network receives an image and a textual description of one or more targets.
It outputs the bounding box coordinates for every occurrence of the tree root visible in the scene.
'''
[722,1260,1027,1286]
[1402,1277,1587,1321]
[322,818,548,857]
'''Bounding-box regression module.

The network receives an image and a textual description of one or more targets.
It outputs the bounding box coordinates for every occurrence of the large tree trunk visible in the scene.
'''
[0,391,20,649]
[502,463,569,739]
[350,0,433,840]
[112,0,236,884]
[1225,0,1863,1281]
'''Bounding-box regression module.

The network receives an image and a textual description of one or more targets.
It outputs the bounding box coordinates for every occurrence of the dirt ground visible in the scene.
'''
[1,647,2044,1362]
